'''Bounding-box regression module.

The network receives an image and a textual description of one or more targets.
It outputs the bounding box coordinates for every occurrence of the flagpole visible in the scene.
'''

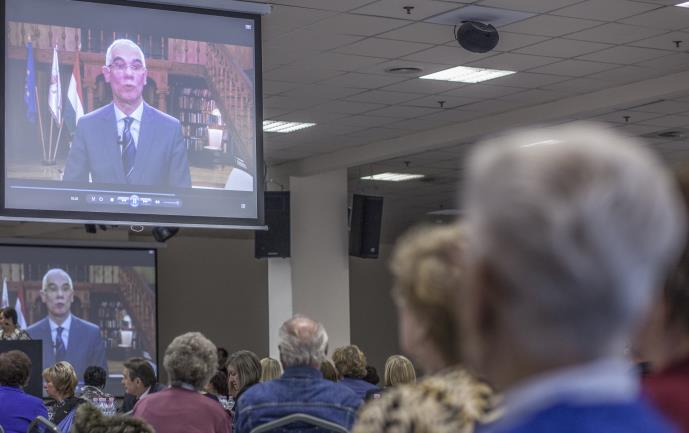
[49,116,54,164]
[35,85,47,162]
[53,120,64,162]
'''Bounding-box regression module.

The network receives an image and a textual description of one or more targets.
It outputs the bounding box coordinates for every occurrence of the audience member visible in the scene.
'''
[634,166,689,432]
[0,350,47,433]
[43,361,86,431]
[363,365,380,385]
[235,315,362,433]
[353,224,494,433]
[332,345,380,399]
[72,403,154,433]
[132,332,232,433]
[217,347,229,371]
[383,355,415,387]
[0,307,30,340]
[458,123,685,433]
[79,365,112,406]
[260,357,282,382]
[120,357,164,414]
[320,360,339,382]
[227,349,261,416]
[205,369,233,411]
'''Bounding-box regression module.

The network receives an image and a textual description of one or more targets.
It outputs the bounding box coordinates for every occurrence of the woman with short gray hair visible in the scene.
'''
[132,332,231,433]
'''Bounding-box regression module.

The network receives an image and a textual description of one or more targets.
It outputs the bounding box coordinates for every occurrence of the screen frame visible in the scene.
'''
[1,0,265,229]
[0,237,161,394]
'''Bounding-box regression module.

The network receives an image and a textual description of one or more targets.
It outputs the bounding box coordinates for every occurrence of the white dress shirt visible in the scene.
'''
[48,314,72,351]
[114,102,144,150]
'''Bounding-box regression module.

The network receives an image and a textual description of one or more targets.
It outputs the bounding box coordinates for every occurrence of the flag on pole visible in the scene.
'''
[1,278,8,308]
[64,50,84,134]
[14,292,27,330]
[48,46,62,124]
[24,42,37,123]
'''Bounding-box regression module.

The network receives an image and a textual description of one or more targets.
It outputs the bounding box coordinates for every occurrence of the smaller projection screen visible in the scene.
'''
[0,244,158,396]
[3,0,263,228]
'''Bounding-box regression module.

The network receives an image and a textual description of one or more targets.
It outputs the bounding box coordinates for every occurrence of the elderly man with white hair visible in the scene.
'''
[460,123,686,433]
[235,315,361,433]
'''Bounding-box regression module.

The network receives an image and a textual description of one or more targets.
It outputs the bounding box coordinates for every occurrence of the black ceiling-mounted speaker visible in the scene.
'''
[349,194,383,259]
[456,21,499,53]
[255,191,291,258]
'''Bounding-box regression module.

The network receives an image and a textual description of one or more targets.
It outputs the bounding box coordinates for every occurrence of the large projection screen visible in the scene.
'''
[0,243,158,396]
[3,0,264,228]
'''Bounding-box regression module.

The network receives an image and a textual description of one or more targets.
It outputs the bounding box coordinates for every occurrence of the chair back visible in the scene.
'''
[26,416,60,433]
[249,413,349,433]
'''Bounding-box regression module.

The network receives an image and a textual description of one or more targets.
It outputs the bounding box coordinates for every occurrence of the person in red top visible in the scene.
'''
[635,167,689,433]
[133,332,232,433]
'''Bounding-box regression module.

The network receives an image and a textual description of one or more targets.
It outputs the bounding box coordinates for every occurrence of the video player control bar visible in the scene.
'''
[73,194,182,208]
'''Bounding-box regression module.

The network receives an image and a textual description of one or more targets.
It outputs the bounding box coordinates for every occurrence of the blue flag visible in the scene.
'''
[24,42,37,123]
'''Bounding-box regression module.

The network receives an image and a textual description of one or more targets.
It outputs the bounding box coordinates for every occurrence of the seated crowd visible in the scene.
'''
[1,123,689,433]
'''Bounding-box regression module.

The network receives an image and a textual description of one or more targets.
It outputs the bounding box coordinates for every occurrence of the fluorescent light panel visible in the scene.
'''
[420,66,515,83]
[361,172,425,182]
[676,1,689,7]
[263,120,316,133]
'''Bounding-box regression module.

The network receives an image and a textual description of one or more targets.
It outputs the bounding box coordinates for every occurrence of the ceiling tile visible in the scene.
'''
[275,109,350,123]
[299,52,388,72]
[476,0,585,13]
[267,0,378,12]
[281,84,364,100]
[385,116,455,131]
[635,52,689,72]
[351,0,461,20]
[565,23,666,44]
[625,99,689,114]
[577,45,669,64]
[304,14,409,36]
[264,30,363,52]
[468,52,562,70]
[406,94,479,109]
[551,0,660,21]
[500,15,602,37]
[354,59,450,76]
[490,31,550,52]
[366,105,441,118]
[620,6,689,30]
[441,83,526,98]
[337,114,400,127]
[497,88,570,105]
[541,77,612,93]
[313,100,386,115]
[378,22,456,44]
[381,77,465,94]
[262,5,336,41]
[592,109,663,124]
[318,72,411,89]
[335,38,433,58]
[584,65,662,83]
[630,31,689,50]
[455,99,525,113]
[515,38,612,58]
[402,45,496,65]
[638,114,689,127]
[263,80,300,95]
[528,59,620,76]
[263,64,346,84]
[346,89,421,104]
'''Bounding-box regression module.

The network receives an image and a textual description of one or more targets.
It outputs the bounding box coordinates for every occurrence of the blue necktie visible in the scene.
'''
[122,117,136,180]
[55,326,66,362]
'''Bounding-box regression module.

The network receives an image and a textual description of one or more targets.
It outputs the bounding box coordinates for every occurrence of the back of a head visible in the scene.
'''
[332,345,367,379]
[260,357,283,381]
[384,355,416,387]
[278,314,328,369]
[84,366,107,389]
[465,122,686,361]
[72,403,155,433]
[363,365,379,385]
[164,332,217,390]
[123,357,156,388]
[0,350,31,388]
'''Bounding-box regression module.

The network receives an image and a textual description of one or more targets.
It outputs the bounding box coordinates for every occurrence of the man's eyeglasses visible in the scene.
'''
[107,62,145,73]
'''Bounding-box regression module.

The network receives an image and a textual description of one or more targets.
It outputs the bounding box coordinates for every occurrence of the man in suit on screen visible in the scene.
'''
[62,39,191,188]
[27,268,107,379]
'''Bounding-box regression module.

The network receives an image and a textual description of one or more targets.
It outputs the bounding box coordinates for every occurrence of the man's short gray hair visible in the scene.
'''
[163,332,217,390]
[465,122,686,360]
[42,268,73,291]
[278,315,328,368]
[105,39,146,68]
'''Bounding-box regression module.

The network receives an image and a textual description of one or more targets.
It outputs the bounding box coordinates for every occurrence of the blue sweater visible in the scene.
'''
[0,386,48,433]
[482,400,678,433]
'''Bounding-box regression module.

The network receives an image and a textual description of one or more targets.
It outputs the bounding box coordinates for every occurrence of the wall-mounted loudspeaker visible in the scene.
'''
[456,21,499,53]
[255,191,290,258]
[349,194,384,259]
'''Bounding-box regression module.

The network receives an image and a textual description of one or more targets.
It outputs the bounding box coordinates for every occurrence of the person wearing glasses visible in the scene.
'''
[63,39,191,188]
[27,268,107,380]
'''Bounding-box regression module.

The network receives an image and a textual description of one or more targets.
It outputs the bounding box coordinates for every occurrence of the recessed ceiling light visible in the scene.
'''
[385,66,423,75]
[361,172,425,181]
[675,1,689,7]
[420,66,515,83]
[263,120,316,133]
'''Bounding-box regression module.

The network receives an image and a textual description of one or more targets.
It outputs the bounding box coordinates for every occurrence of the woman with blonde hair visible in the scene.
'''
[383,355,416,387]
[260,357,282,382]
[353,224,494,433]
[43,361,85,431]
